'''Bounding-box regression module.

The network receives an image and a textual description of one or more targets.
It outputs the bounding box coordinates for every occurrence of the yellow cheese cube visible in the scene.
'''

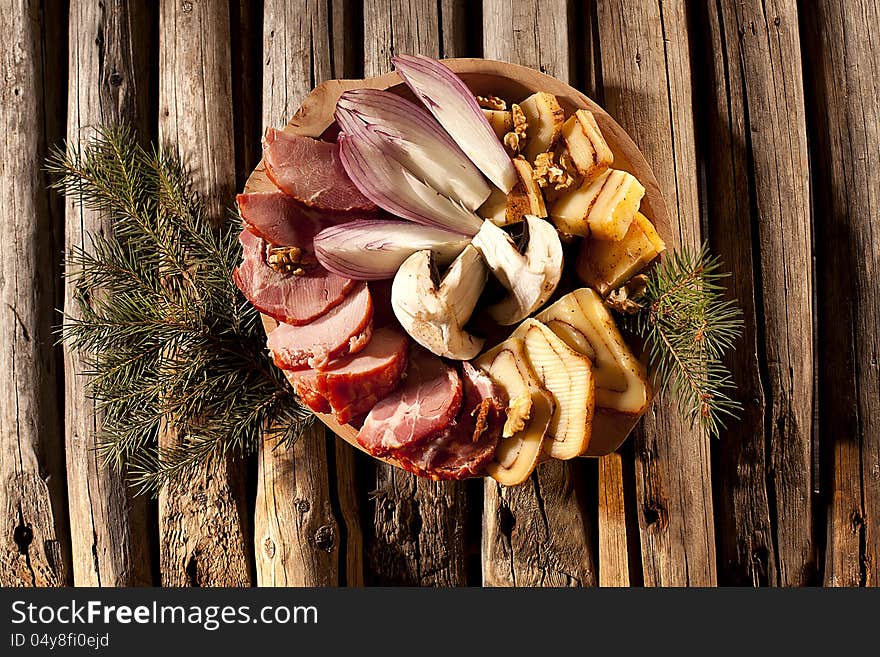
[561,109,613,182]
[518,92,565,162]
[550,169,645,240]
[576,211,666,295]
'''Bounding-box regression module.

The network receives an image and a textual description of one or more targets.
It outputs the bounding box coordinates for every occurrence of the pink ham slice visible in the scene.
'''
[268,283,373,370]
[263,128,376,213]
[315,327,409,425]
[238,191,339,247]
[356,348,462,458]
[289,370,331,414]
[395,363,506,480]
[238,191,380,248]
[233,229,355,325]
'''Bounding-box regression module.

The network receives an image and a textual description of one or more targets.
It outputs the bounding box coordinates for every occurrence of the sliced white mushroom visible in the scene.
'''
[391,245,488,360]
[471,215,563,325]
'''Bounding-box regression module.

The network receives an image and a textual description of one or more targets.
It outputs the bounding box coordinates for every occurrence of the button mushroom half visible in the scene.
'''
[471,215,563,325]
[391,244,488,360]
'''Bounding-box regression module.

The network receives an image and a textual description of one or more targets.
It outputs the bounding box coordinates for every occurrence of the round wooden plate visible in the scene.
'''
[244,58,671,465]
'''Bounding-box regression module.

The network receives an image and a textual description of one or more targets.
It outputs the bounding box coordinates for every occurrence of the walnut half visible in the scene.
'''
[532,151,576,193]
[266,245,318,275]
[476,95,507,111]
[503,103,528,155]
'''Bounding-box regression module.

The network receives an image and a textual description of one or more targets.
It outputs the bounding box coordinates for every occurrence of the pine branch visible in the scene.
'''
[624,244,744,437]
[50,125,314,495]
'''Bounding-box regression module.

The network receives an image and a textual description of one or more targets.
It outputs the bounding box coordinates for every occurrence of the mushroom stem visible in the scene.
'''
[471,215,563,325]
[391,245,488,360]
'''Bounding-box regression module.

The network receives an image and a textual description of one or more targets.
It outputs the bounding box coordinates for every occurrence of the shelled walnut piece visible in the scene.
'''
[476,95,507,111]
[606,274,649,315]
[503,103,528,155]
[532,151,576,194]
[266,245,318,274]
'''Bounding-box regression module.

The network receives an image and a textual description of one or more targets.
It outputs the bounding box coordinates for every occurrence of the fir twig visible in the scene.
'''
[49,125,313,496]
[626,244,743,437]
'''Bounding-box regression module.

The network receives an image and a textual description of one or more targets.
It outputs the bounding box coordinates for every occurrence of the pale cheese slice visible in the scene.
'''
[537,288,649,416]
[509,319,595,459]
[475,337,554,485]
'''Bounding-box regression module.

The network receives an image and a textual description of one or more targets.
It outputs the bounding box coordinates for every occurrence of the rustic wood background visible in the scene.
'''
[1,0,877,587]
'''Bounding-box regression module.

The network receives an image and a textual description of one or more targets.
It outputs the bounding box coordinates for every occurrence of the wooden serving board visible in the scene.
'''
[243,57,671,466]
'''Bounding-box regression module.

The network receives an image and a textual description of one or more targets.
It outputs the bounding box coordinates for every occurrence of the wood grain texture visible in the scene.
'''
[598,452,630,587]
[483,462,596,586]
[231,0,261,190]
[367,467,469,585]
[482,0,570,78]
[63,0,153,588]
[0,0,70,587]
[440,0,470,58]
[157,0,251,587]
[255,426,340,586]
[481,0,596,588]
[361,0,470,586]
[596,0,716,586]
[254,0,364,588]
[334,436,364,586]
[801,0,880,587]
[700,0,815,586]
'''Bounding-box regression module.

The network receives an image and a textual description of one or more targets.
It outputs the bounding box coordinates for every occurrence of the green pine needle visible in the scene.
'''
[626,244,744,437]
[49,125,313,496]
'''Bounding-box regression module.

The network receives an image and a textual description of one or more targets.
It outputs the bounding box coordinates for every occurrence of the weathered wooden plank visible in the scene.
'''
[483,462,596,586]
[253,0,365,588]
[334,437,364,586]
[364,0,440,71]
[595,0,716,586]
[574,2,633,588]
[801,0,880,587]
[481,0,597,588]
[231,0,261,190]
[598,452,630,587]
[482,0,569,77]
[440,0,469,58]
[361,0,470,586]
[63,0,154,587]
[0,0,70,587]
[699,0,815,586]
[262,0,336,130]
[255,426,340,586]
[157,0,251,587]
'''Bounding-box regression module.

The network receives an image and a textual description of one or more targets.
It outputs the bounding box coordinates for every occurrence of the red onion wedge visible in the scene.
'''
[392,55,517,194]
[337,131,483,236]
[336,90,491,212]
[313,219,470,280]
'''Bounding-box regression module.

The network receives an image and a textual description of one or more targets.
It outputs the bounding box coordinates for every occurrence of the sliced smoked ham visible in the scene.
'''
[315,326,409,425]
[357,348,462,457]
[395,363,506,480]
[268,283,373,370]
[233,229,355,325]
[238,191,339,247]
[263,128,376,213]
[289,370,331,414]
[238,191,381,248]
